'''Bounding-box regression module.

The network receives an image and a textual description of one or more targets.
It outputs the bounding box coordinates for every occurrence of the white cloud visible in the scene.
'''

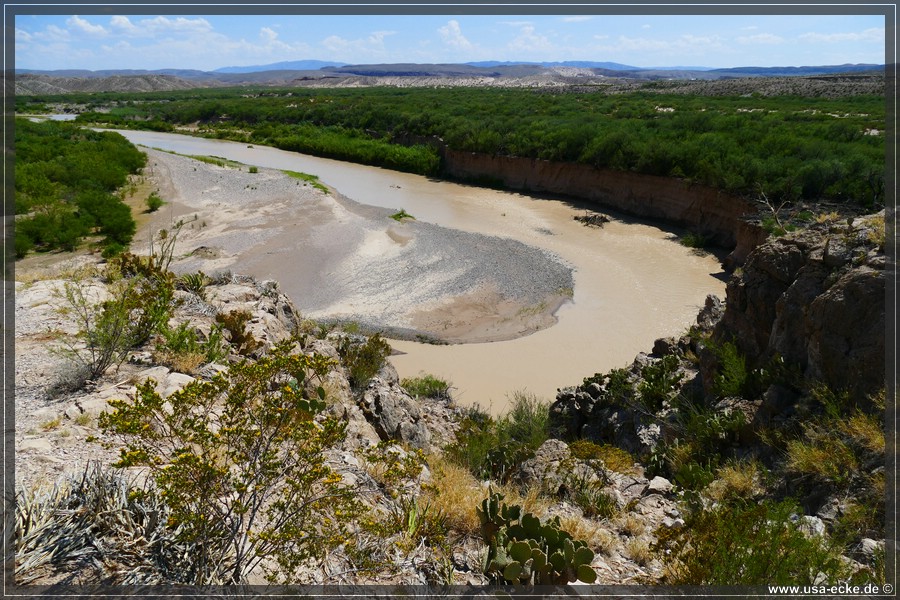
[67,15,106,36]
[561,16,592,23]
[642,24,652,30]
[36,25,70,42]
[799,27,883,44]
[15,27,33,42]
[438,20,473,50]
[140,16,213,34]
[368,30,395,45]
[260,27,278,43]
[110,16,138,34]
[508,24,553,54]
[321,30,394,61]
[737,33,784,45]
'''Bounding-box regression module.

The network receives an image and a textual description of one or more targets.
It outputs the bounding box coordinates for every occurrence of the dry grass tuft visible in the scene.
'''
[705,459,766,503]
[625,537,653,566]
[422,454,483,535]
[616,513,646,537]
[559,516,618,555]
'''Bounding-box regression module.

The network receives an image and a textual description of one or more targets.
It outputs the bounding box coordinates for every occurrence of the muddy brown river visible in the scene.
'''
[112,130,727,414]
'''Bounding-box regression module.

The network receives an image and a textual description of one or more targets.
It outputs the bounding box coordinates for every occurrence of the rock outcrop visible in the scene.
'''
[713,212,886,405]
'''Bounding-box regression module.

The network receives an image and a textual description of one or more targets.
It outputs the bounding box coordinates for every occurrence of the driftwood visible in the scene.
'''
[574,213,610,228]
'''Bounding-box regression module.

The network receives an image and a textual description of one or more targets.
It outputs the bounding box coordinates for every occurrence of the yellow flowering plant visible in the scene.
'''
[98,340,363,584]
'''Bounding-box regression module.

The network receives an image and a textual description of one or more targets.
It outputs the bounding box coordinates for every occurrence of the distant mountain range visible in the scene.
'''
[14,61,884,96]
[17,60,883,80]
[213,60,347,73]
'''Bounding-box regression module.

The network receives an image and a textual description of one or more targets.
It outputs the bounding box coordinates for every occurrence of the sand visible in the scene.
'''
[138,148,574,344]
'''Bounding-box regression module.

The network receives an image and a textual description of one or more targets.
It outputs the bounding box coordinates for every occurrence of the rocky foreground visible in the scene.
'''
[13,207,888,588]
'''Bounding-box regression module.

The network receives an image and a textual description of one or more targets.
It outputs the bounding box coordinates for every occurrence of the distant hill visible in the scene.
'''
[213,60,347,73]
[13,61,885,95]
[707,63,883,77]
[465,60,640,70]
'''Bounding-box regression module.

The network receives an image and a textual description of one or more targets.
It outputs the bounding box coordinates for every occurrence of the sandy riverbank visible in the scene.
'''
[137,148,574,344]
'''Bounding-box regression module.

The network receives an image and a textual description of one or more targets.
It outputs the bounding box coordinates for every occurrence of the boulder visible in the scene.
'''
[515,439,572,494]
[359,375,430,450]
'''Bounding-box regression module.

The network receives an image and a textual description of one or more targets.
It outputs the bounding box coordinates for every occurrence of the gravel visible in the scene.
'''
[142,148,575,341]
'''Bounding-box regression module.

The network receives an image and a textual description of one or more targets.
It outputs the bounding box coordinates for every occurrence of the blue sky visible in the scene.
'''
[14,12,887,71]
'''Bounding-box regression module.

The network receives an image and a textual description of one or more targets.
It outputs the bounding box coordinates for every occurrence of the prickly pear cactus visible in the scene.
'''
[477,489,597,585]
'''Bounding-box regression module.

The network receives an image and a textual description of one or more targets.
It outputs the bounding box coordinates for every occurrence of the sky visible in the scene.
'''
[13,11,887,72]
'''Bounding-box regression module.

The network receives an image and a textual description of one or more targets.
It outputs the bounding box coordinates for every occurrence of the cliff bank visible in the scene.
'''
[440,149,769,266]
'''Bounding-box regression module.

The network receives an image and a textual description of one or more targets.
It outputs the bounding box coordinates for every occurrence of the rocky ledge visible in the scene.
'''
[13,208,888,588]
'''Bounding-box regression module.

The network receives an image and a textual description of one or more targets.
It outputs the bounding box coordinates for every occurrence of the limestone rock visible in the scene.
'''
[359,375,431,450]
[515,439,572,494]
[713,218,885,404]
[645,476,674,496]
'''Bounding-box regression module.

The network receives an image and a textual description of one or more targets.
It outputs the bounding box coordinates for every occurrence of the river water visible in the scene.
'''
[110,129,726,413]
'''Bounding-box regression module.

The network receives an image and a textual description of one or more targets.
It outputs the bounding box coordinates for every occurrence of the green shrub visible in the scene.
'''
[336,333,392,392]
[569,440,636,474]
[502,391,551,453]
[155,321,227,369]
[581,367,631,408]
[98,341,362,584]
[445,393,550,483]
[655,500,851,585]
[52,266,175,387]
[176,271,210,299]
[564,473,619,520]
[679,231,708,248]
[638,355,684,411]
[384,494,449,550]
[145,192,164,212]
[401,374,452,401]
[711,341,749,398]
[390,208,414,221]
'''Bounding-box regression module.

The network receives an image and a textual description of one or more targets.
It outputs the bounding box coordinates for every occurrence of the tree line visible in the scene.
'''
[19,85,886,207]
[14,118,146,258]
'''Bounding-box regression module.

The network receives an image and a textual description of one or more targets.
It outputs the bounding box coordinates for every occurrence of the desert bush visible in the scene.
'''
[336,333,392,392]
[564,473,620,520]
[145,192,164,212]
[422,454,482,535]
[647,395,746,490]
[445,393,550,484]
[704,459,767,503]
[154,321,226,373]
[401,374,452,402]
[383,494,449,551]
[176,271,211,299]
[53,265,174,387]
[637,355,684,411]
[569,439,636,474]
[655,500,851,585]
[215,309,260,356]
[784,385,884,493]
[98,341,362,584]
[359,442,426,493]
[679,231,709,249]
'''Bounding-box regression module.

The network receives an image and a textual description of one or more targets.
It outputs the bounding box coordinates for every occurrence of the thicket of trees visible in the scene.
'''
[19,85,886,208]
[14,118,146,258]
